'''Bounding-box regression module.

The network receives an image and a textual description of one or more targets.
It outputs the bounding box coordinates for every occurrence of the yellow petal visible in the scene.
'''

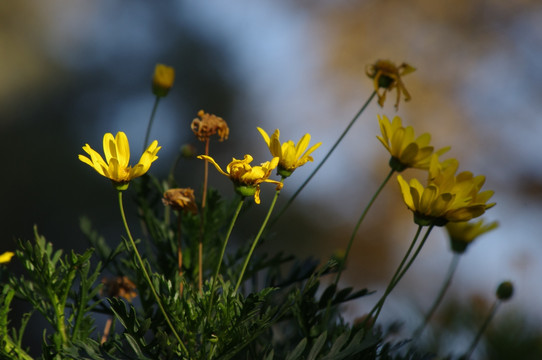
[198,155,230,177]
[257,127,271,147]
[0,251,14,264]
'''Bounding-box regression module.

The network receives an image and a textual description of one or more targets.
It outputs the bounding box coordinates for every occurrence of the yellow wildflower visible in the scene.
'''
[198,154,283,204]
[163,188,198,214]
[397,156,495,226]
[445,219,498,253]
[79,132,161,190]
[377,115,449,171]
[152,64,175,97]
[191,110,229,142]
[366,60,416,109]
[257,127,322,178]
[0,251,14,264]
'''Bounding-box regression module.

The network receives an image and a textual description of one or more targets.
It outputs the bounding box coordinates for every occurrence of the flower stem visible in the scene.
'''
[117,191,188,356]
[413,252,460,339]
[270,90,377,227]
[234,186,281,293]
[199,138,211,293]
[143,96,161,152]
[177,213,184,296]
[207,198,245,317]
[462,300,501,360]
[369,225,434,325]
[334,168,395,286]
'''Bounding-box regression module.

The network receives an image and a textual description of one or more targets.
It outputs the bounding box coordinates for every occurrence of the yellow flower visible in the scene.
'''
[191,110,229,142]
[445,219,498,253]
[152,64,175,97]
[198,154,283,204]
[257,127,322,178]
[0,251,14,264]
[397,157,495,226]
[79,132,161,190]
[377,115,449,171]
[366,60,416,110]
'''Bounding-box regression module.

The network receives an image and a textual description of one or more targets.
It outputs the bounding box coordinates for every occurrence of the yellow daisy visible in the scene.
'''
[377,115,449,171]
[79,132,161,190]
[198,154,283,204]
[257,127,321,178]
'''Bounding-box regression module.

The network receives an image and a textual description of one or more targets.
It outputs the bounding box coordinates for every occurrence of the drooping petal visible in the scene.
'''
[198,155,230,177]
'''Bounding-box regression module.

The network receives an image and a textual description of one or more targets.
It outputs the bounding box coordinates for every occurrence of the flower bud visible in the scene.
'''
[496,281,514,301]
[152,64,175,97]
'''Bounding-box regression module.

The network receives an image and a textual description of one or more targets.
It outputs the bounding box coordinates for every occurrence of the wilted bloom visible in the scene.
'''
[377,115,449,171]
[257,127,322,178]
[397,156,495,226]
[163,188,198,214]
[191,110,229,142]
[198,154,283,204]
[101,276,137,302]
[445,219,499,253]
[366,60,416,109]
[79,132,161,190]
[0,251,14,264]
[152,64,175,97]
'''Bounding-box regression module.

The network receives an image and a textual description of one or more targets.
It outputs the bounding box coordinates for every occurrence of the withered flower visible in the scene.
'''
[101,276,137,302]
[191,110,229,142]
[366,60,416,110]
[163,188,198,214]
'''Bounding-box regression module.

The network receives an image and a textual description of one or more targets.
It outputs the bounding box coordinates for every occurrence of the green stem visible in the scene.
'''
[369,225,434,324]
[334,168,395,286]
[207,198,245,316]
[270,90,377,227]
[143,96,161,152]
[413,252,460,339]
[463,300,501,360]
[235,187,281,293]
[117,191,188,357]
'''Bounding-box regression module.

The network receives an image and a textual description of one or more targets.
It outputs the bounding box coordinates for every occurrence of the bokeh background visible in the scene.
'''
[2,0,542,357]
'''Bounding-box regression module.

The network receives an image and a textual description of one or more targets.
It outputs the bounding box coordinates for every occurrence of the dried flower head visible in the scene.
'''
[191,110,229,142]
[101,276,137,302]
[163,188,198,214]
[366,60,416,110]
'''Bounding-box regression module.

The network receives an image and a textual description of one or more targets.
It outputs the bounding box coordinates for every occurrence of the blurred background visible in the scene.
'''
[2,0,542,357]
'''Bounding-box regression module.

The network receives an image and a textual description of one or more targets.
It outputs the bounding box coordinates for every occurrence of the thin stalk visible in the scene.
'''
[463,300,501,360]
[413,252,461,339]
[372,225,434,323]
[207,198,245,317]
[117,191,188,356]
[199,138,211,293]
[334,168,395,286]
[234,187,281,293]
[143,96,161,152]
[177,213,184,296]
[270,90,377,227]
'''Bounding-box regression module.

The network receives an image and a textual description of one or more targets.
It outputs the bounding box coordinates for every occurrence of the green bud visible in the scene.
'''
[277,167,293,178]
[413,213,448,227]
[113,181,130,191]
[496,281,514,301]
